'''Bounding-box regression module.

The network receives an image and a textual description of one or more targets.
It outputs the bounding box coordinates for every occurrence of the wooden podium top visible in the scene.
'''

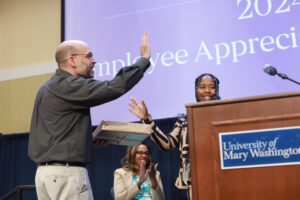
[185,91,300,108]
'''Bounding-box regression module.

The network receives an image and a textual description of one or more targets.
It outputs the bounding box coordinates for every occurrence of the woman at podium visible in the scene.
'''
[128,73,220,200]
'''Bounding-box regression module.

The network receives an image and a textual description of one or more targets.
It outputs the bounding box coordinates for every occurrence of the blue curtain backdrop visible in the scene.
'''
[0,117,187,200]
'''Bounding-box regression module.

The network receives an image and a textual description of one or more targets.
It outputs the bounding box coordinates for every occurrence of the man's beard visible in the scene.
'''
[88,64,94,78]
[84,64,94,78]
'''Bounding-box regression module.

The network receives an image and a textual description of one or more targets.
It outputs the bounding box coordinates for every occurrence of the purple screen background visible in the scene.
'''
[65,0,300,125]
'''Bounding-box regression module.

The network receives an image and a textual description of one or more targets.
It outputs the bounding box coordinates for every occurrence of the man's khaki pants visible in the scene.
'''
[35,165,93,200]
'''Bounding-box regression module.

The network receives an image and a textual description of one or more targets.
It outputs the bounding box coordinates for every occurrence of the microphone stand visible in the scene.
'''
[277,73,300,86]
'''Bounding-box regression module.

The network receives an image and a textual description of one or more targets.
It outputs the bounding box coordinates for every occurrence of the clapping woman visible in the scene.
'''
[114,143,165,200]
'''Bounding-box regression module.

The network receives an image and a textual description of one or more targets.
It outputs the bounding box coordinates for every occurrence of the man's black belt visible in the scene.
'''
[38,161,86,167]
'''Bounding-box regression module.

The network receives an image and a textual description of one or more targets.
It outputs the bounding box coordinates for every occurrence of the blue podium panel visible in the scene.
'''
[219,126,300,169]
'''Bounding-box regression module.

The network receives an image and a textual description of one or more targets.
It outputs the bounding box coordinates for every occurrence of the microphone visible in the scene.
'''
[263,64,277,76]
[263,64,300,86]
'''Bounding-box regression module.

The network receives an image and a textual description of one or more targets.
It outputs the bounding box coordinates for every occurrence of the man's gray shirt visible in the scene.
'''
[28,57,150,164]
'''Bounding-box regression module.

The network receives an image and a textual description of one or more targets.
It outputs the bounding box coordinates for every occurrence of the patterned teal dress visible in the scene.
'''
[132,175,152,200]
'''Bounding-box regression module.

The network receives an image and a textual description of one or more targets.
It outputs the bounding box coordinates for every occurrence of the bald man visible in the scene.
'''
[28,32,151,200]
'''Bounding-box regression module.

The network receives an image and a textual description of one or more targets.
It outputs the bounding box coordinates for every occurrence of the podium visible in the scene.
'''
[186,92,300,200]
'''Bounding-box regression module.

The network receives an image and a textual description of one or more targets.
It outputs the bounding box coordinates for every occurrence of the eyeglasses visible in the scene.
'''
[136,151,149,156]
[71,52,93,60]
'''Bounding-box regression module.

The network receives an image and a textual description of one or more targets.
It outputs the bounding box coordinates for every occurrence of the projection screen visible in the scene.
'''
[65,0,300,125]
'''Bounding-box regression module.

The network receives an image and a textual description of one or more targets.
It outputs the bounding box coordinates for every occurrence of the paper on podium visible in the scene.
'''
[92,121,152,146]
